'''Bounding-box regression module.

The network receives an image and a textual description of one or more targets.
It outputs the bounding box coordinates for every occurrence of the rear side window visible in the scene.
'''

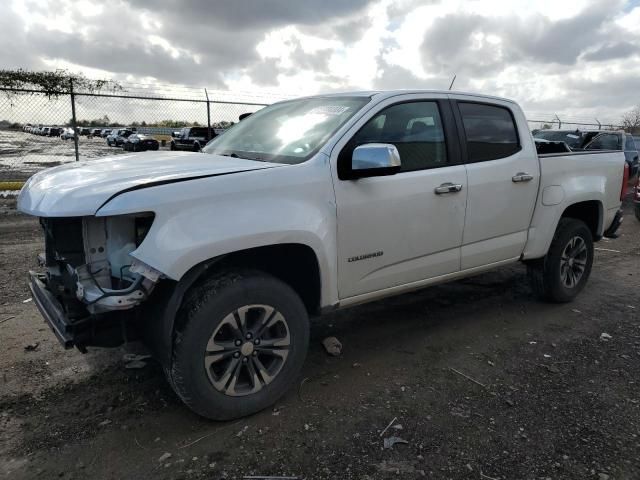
[587,133,619,150]
[190,128,208,137]
[458,103,520,162]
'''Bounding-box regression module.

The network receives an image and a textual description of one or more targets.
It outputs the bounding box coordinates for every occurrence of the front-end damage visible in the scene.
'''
[31,213,162,350]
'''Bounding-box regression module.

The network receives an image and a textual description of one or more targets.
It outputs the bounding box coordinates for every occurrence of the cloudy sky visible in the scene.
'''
[2,0,640,122]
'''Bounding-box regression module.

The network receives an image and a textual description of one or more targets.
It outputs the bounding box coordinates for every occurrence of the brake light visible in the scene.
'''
[621,162,629,201]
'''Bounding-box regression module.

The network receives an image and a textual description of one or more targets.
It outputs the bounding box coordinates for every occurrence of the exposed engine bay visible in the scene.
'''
[40,213,160,319]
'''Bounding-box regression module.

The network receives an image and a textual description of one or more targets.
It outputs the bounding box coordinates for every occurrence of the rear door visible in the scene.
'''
[451,97,540,270]
[332,94,467,299]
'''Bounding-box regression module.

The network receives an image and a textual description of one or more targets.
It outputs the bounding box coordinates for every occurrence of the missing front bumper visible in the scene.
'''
[28,271,75,349]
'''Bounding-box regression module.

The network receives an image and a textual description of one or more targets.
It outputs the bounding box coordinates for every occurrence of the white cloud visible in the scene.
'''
[3,0,640,122]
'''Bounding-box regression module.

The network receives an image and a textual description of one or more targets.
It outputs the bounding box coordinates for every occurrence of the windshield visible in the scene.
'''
[533,130,584,148]
[203,96,370,164]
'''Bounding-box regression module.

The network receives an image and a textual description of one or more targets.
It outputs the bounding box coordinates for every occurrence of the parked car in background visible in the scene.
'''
[18,90,627,420]
[534,129,637,176]
[170,127,216,151]
[122,134,160,152]
[107,129,133,147]
[60,128,74,140]
[40,127,51,136]
[584,131,638,177]
[89,128,103,138]
[100,129,112,138]
[48,127,62,137]
[77,128,91,137]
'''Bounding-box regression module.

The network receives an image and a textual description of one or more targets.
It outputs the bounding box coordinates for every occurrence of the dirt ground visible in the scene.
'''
[0,195,639,480]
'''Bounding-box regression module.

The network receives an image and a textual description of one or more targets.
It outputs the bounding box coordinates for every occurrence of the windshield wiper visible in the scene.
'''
[219,151,267,162]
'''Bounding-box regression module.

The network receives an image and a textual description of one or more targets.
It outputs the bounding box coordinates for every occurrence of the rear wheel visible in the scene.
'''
[169,270,309,420]
[635,204,640,222]
[528,218,594,302]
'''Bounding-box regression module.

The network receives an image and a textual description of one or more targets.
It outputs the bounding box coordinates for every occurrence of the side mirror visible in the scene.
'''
[351,143,401,178]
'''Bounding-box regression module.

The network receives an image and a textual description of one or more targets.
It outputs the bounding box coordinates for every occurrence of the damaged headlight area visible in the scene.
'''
[40,213,160,317]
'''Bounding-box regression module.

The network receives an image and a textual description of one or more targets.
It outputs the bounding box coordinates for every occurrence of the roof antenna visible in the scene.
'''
[448,75,456,90]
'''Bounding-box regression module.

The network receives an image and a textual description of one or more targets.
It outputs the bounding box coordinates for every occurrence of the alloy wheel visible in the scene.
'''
[204,304,291,396]
[559,235,588,289]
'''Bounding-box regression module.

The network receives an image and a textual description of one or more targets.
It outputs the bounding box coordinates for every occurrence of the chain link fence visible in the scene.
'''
[0,86,268,182]
[0,86,625,184]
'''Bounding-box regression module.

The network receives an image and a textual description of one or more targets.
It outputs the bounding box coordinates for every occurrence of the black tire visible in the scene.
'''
[169,270,309,420]
[635,205,640,222]
[527,218,594,303]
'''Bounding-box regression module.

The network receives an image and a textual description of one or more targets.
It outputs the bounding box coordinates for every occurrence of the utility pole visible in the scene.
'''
[69,78,79,162]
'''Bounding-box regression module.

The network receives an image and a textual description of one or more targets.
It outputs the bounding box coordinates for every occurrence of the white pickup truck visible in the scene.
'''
[18,90,628,420]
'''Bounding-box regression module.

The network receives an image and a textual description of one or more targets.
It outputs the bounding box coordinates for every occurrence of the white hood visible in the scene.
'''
[18,152,281,217]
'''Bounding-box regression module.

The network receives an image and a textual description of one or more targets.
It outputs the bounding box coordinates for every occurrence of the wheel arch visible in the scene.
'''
[560,200,603,240]
[141,243,321,369]
[523,198,604,260]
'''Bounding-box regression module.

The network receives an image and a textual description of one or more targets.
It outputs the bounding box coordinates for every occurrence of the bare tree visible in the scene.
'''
[622,106,640,134]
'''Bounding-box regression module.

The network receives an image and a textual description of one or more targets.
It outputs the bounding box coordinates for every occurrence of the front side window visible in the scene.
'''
[587,134,619,150]
[203,96,370,164]
[340,101,448,174]
[459,102,520,162]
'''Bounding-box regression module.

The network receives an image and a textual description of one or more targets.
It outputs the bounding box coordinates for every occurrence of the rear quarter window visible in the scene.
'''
[458,102,520,162]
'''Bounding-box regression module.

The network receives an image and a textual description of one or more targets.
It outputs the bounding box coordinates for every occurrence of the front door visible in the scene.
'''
[331,95,468,299]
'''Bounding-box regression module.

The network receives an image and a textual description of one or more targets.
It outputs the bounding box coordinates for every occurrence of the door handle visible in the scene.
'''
[512,172,534,183]
[434,182,463,195]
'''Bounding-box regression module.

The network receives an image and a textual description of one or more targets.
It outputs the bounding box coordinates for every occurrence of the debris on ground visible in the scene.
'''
[322,336,342,356]
[383,436,409,449]
[236,426,249,437]
[242,476,300,480]
[123,353,152,369]
[375,460,419,474]
[379,416,398,437]
[542,364,560,374]
[0,315,16,324]
[22,298,32,303]
[600,333,612,341]
[449,367,486,388]
[158,452,172,463]
[98,419,112,427]
[24,342,40,352]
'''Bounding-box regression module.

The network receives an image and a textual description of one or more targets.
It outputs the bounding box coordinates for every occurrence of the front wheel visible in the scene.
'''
[169,270,309,420]
[527,218,594,303]
[635,204,640,222]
